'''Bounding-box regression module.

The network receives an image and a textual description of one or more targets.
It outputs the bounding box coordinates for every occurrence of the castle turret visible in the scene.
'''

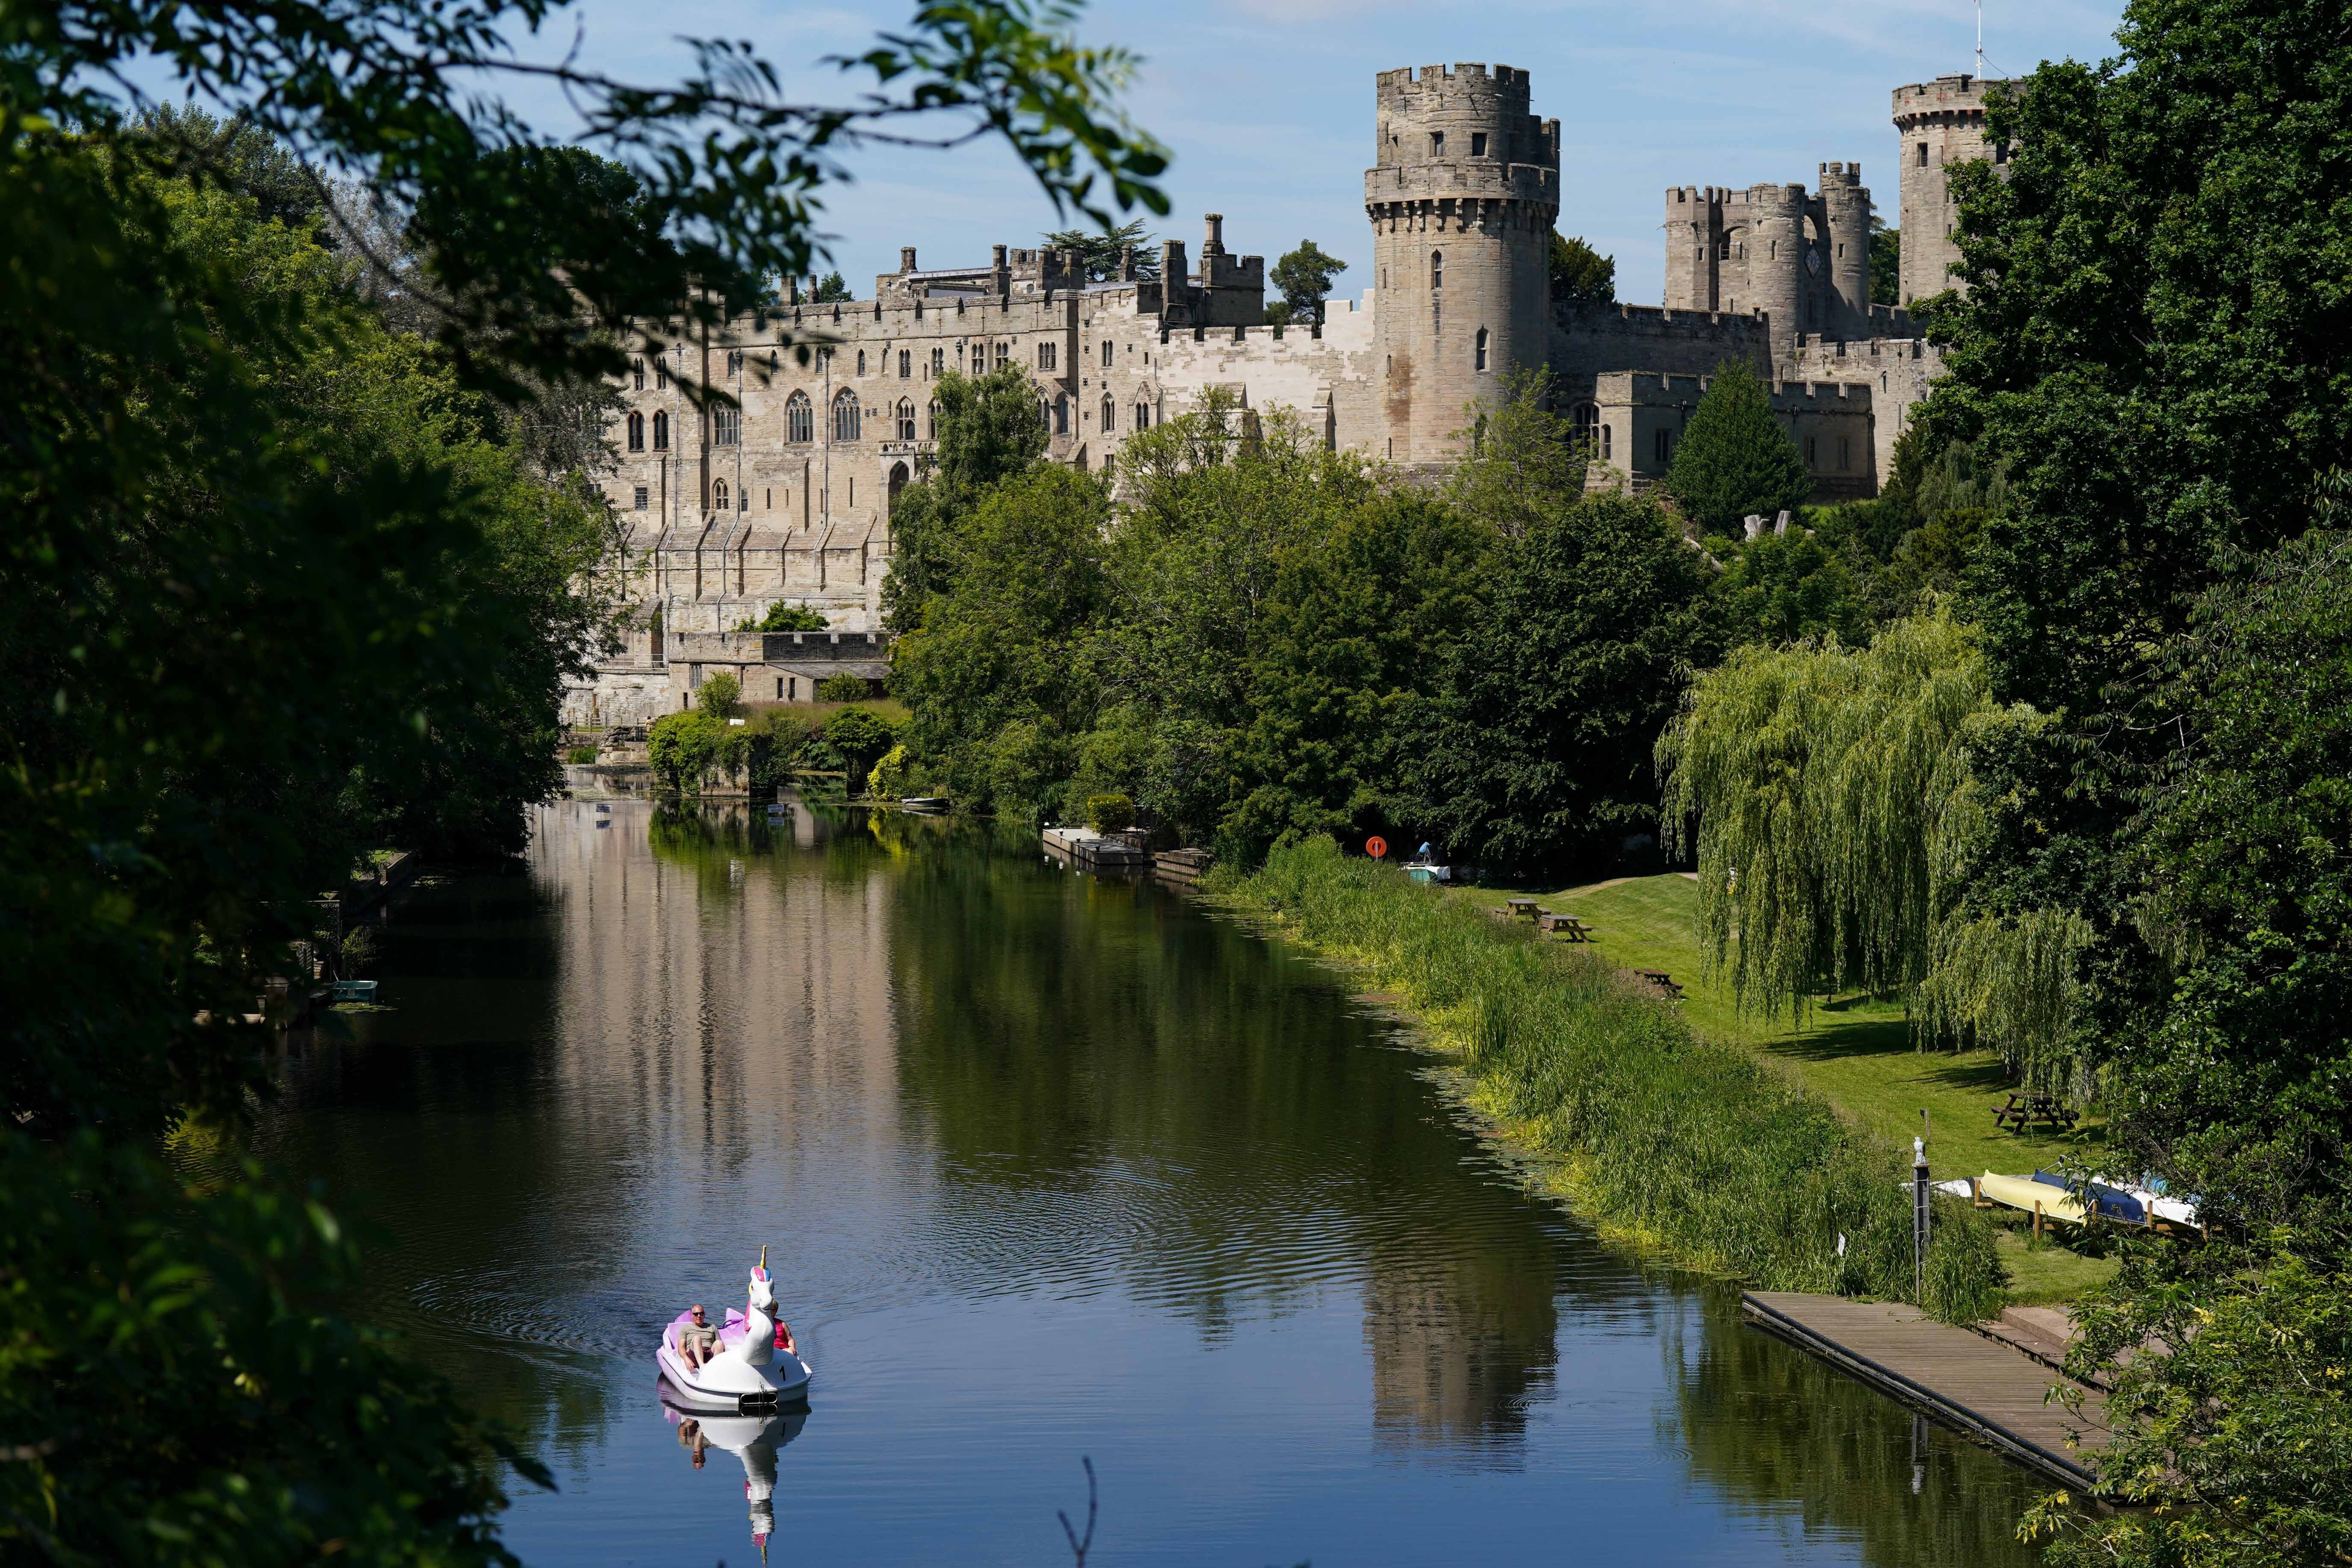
[1740,181,1810,352]
[1366,63,1559,465]
[1818,162,1873,336]
[1892,75,2008,304]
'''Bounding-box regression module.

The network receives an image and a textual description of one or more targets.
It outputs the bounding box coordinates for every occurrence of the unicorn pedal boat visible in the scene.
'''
[656,1251,813,1413]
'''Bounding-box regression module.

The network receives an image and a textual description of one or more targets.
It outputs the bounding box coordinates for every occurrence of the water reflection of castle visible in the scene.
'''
[1364,1243,1559,1457]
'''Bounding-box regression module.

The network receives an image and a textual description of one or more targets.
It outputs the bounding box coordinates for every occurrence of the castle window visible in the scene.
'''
[626,411,644,451]
[1838,436,1851,470]
[1102,394,1116,431]
[1430,250,1443,291]
[1475,327,1489,372]
[712,405,739,446]
[897,399,916,440]
[655,360,669,391]
[995,340,1010,371]
[1054,394,1069,434]
[932,348,946,375]
[833,389,861,441]
[633,485,649,511]
[711,478,729,513]
[1471,132,1487,158]
[851,350,863,376]
[1430,130,1444,157]
[631,357,645,391]
[1805,435,1819,468]
[1101,340,1113,368]
[1601,424,1612,460]
[1571,402,1599,445]
[1135,401,1150,430]
[652,410,669,450]
[928,399,940,437]
[899,349,912,378]
[1918,142,1929,165]
[1654,428,1672,464]
[726,350,742,377]
[786,391,813,444]
[1038,398,1049,429]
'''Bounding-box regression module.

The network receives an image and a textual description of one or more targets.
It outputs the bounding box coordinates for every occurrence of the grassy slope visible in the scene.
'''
[1460,873,2120,1304]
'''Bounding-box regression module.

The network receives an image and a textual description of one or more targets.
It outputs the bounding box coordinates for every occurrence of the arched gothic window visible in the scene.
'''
[631,357,645,391]
[1134,401,1150,431]
[1430,250,1443,291]
[927,399,941,438]
[1053,395,1069,435]
[898,349,912,378]
[786,391,813,443]
[896,399,916,440]
[1570,402,1600,446]
[1037,398,1050,429]
[1474,327,1489,372]
[626,411,644,451]
[1101,395,1116,433]
[856,350,867,375]
[833,389,861,441]
[711,478,730,514]
[712,404,740,446]
[651,410,669,450]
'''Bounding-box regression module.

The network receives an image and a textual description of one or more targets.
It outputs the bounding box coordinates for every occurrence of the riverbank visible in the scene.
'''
[1212,839,2006,1323]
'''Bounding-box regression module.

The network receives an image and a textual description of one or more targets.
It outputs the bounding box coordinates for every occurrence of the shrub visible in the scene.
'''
[696,670,743,721]
[739,603,829,632]
[648,709,724,792]
[566,745,596,764]
[816,671,870,703]
[1084,792,1135,833]
[821,706,898,784]
[867,743,914,799]
[1665,359,1810,535]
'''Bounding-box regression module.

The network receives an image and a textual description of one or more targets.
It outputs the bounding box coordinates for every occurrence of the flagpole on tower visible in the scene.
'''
[1976,0,1986,77]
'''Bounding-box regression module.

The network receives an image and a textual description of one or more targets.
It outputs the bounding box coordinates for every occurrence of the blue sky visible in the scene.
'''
[265,0,2135,304]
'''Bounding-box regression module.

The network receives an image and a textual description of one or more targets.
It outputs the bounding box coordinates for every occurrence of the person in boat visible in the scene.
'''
[677,1417,707,1469]
[678,1303,722,1370]
[773,1318,796,1357]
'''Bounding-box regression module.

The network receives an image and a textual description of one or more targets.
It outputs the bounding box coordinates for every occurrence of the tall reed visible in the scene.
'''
[1217,838,2005,1322]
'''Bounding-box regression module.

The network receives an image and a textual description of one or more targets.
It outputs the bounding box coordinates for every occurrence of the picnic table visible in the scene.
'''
[1539,913,1596,942]
[1633,969,1685,1001]
[1504,897,1542,919]
[1992,1091,2079,1133]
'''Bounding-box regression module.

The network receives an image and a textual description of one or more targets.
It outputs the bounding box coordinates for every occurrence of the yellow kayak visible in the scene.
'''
[1976,1171,2087,1224]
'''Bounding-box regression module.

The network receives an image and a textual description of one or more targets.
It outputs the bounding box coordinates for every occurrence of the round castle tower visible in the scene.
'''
[1366,64,1559,465]
[1892,75,2007,305]
[1817,162,1873,337]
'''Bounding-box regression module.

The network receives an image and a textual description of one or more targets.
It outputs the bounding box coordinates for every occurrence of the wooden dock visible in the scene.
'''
[1040,825,1150,871]
[1742,1291,2110,1488]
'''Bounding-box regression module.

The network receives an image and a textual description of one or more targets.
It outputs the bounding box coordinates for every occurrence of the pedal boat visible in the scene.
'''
[655,1254,813,1413]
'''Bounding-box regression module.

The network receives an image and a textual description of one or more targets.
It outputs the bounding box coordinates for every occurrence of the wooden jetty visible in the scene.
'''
[1152,846,1213,887]
[1742,1291,2110,1488]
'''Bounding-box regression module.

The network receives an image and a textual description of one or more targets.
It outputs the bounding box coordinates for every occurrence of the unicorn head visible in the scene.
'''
[748,1245,777,1316]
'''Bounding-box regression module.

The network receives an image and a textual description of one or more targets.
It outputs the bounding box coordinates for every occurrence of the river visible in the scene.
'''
[254,798,2045,1567]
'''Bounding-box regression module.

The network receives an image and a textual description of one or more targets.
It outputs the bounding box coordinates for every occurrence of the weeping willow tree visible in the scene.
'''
[1656,609,2092,1089]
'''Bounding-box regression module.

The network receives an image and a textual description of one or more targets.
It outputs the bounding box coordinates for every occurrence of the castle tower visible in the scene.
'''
[1740,181,1811,352]
[1817,162,1873,336]
[1366,64,1559,465]
[1892,75,2008,304]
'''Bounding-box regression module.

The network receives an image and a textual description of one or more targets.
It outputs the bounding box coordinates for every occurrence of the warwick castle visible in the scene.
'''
[572,66,2004,727]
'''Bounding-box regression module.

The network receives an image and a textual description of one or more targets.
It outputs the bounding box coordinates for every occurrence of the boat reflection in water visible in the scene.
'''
[659,1379,809,1562]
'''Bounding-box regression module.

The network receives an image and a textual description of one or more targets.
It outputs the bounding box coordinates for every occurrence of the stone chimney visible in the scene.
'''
[1118,245,1137,283]
[781,275,801,305]
[1203,213,1226,254]
[900,246,918,273]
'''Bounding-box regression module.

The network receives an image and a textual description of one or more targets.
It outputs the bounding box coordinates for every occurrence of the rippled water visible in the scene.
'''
[255,798,2046,1566]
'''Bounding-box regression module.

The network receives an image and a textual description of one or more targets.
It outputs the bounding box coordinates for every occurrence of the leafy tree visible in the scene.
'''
[1042,217,1159,281]
[880,365,1052,631]
[741,602,829,632]
[1712,528,1871,647]
[1442,367,1587,538]
[820,707,900,787]
[648,709,725,791]
[1664,360,1809,535]
[1268,238,1348,325]
[1868,216,1899,306]
[816,672,870,702]
[808,269,854,302]
[0,0,1167,1559]
[1413,495,1721,877]
[1548,232,1616,303]
[696,669,743,720]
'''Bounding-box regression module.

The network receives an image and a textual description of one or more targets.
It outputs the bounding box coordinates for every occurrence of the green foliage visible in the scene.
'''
[1441,367,1587,538]
[1041,217,1158,281]
[1269,238,1349,325]
[1868,216,1899,306]
[1224,840,2005,1323]
[741,602,828,632]
[1412,494,1721,877]
[648,710,725,792]
[807,270,853,302]
[866,742,914,799]
[816,672,870,703]
[1665,361,1810,535]
[567,744,598,764]
[1712,527,1872,647]
[1548,232,1616,303]
[695,670,743,720]
[1084,792,1136,833]
[820,707,901,789]
[881,365,1054,631]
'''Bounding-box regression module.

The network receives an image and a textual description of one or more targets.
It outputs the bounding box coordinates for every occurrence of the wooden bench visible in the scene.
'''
[1539,913,1596,941]
[1633,969,1684,1001]
[1992,1092,2079,1133]
[1504,898,1541,920]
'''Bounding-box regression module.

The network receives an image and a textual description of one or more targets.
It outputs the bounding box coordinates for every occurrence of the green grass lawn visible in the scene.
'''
[1451,871,2121,1304]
